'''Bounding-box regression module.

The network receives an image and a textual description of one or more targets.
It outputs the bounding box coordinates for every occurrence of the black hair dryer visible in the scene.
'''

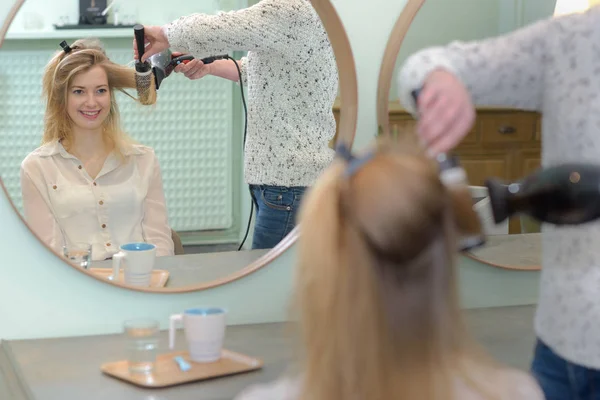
[485,163,600,226]
[133,24,228,90]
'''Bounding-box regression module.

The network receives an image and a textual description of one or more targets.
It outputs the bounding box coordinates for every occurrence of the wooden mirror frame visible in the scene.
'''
[0,0,358,293]
[375,0,541,272]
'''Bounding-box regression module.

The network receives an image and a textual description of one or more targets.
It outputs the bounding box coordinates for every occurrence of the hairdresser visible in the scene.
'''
[397,6,600,400]
[134,0,338,250]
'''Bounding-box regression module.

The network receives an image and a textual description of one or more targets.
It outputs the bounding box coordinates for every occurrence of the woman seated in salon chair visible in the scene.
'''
[235,137,543,400]
[20,38,174,261]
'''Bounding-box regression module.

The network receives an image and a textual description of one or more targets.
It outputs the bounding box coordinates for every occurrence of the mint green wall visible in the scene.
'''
[522,0,557,27]
[391,0,501,101]
[391,0,557,101]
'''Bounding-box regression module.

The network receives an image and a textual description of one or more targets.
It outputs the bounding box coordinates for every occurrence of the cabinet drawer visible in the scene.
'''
[454,149,512,186]
[389,116,477,145]
[514,149,541,180]
[480,113,537,144]
[390,117,419,144]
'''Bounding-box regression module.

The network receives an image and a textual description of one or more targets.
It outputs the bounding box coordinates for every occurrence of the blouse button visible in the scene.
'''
[78,165,82,170]
[52,185,57,190]
[93,182,97,186]
[99,200,104,205]
[106,242,111,247]
[102,224,106,228]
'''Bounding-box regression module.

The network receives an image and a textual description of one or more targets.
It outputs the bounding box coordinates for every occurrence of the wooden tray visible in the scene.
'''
[101,349,263,388]
[89,268,170,288]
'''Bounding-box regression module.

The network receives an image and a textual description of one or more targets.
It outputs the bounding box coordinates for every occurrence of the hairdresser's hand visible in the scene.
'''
[133,25,169,63]
[416,69,475,155]
[172,52,213,80]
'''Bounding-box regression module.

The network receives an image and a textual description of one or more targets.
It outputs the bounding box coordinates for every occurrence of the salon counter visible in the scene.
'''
[466,233,541,270]
[0,306,542,400]
[90,249,271,288]
[0,322,294,400]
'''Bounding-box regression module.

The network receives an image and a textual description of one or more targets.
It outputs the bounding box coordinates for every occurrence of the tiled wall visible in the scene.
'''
[0,43,237,232]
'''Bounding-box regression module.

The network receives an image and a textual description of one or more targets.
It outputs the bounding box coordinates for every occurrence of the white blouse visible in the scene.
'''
[20,140,174,261]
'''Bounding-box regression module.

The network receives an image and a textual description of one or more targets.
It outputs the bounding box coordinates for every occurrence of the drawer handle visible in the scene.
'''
[498,126,516,134]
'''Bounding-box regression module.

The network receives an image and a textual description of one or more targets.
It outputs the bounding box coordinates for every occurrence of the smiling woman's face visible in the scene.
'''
[66,65,111,133]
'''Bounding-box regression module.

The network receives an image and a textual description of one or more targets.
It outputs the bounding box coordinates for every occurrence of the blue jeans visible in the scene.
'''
[531,339,600,399]
[249,185,306,250]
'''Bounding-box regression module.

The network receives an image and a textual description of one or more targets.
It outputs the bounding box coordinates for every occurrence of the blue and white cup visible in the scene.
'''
[169,307,227,363]
[111,243,156,287]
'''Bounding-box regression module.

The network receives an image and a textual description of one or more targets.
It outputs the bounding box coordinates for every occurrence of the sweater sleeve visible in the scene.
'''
[397,13,569,115]
[164,0,312,60]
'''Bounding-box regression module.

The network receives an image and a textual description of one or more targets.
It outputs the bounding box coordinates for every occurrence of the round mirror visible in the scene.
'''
[0,0,357,292]
[376,0,559,270]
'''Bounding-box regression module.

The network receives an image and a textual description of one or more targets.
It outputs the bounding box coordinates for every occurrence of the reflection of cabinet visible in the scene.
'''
[332,101,542,234]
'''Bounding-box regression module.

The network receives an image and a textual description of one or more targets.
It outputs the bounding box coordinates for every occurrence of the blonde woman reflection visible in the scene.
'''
[20,39,174,261]
[234,138,543,400]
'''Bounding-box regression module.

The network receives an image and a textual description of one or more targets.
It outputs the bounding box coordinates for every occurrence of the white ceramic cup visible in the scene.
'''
[169,307,227,363]
[111,243,156,287]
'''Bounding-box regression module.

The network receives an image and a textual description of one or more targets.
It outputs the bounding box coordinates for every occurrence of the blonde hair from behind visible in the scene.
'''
[41,38,157,159]
[294,136,502,400]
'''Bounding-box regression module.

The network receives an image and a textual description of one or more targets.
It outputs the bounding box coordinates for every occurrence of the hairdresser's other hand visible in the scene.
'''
[133,25,169,63]
[416,69,475,155]
[172,52,213,80]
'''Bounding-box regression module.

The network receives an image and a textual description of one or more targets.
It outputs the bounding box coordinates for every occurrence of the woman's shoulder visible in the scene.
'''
[233,375,301,400]
[497,367,544,399]
[21,142,61,170]
[457,364,543,400]
[122,143,157,158]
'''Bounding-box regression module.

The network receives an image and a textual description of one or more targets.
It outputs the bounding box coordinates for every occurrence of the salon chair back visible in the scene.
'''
[171,229,185,255]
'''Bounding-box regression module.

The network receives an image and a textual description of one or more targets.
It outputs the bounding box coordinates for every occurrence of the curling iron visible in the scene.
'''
[411,89,486,252]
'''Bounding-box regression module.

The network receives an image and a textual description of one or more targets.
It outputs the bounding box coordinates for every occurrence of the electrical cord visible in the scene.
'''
[222,56,252,251]
[174,54,252,250]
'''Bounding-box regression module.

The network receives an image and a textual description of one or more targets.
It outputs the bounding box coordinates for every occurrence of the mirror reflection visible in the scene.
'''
[0,0,339,289]
[389,0,557,266]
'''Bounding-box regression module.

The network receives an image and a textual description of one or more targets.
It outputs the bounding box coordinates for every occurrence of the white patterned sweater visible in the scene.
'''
[398,6,600,368]
[164,0,338,187]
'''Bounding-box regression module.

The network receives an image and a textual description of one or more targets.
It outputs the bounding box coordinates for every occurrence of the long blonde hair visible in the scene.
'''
[294,136,499,400]
[41,38,155,158]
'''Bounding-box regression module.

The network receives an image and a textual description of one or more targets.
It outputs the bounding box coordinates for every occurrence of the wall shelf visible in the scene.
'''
[5,28,133,40]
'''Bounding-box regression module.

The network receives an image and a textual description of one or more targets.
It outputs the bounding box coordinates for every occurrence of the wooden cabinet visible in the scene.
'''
[332,101,542,234]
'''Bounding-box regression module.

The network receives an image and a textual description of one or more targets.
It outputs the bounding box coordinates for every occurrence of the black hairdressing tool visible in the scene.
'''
[486,163,600,225]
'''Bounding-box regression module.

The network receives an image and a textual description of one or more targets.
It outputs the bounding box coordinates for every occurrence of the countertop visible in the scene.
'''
[0,305,541,400]
[466,233,541,270]
[90,249,270,288]
[1,323,295,400]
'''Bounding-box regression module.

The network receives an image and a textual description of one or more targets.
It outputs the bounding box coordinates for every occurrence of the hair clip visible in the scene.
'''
[59,40,72,54]
[335,142,355,162]
[335,143,375,178]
